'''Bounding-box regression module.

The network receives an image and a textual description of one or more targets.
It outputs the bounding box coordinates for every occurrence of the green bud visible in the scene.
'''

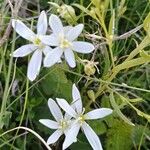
[59,4,77,24]
[87,90,95,102]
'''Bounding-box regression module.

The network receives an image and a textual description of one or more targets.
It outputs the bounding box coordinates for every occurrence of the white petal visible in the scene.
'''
[47,130,62,145]
[64,49,76,68]
[39,119,59,129]
[43,46,53,56]
[44,47,63,67]
[72,41,95,53]
[84,108,113,120]
[56,98,77,118]
[40,34,59,46]
[13,44,37,57]
[49,14,63,35]
[72,84,83,114]
[63,26,73,34]
[63,123,80,150]
[12,19,35,41]
[48,98,63,122]
[64,113,72,120]
[66,24,84,41]
[27,50,42,81]
[82,122,103,150]
[37,11,47,35]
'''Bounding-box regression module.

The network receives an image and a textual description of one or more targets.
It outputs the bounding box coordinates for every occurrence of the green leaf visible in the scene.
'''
[70,134,91,150]
[118,94,150,121]
[108,9,115,36]
[140,50,150,59]
[143,12,150,35]
[106,119,134,150]
[132,125,150,146]
[113,56,150,72]
[28,97,43,108]
[91,0,100,7]
[0,111,12,129]
[40,65,72,101]
[109,92,134,126]
[89,120,107,135]
[73,3,90,15]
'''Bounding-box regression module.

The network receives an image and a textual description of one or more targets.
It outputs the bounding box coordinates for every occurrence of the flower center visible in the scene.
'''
[33,37,45,49]
[59,33,72,49]
[60,38,71,49]
[78,115,85,125]
[59,119,68,131]
[34,38,41,46]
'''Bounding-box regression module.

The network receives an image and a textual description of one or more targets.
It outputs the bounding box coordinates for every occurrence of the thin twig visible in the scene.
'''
[85,24,143,42]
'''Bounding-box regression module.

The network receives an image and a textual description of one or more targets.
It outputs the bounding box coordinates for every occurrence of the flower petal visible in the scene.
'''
[64,113,72,120]
[37,11,48,35]
[56,98,77,118]
[72,84,83,114]
[39,119,59,129]
[63,123,80,150]
[64,49,76,68]
[43,46,53,56]
[47,130,62,145]
[63,26,73,34]
[44,47,63,67]
[84,108,113,120]
[48,98,63,122]
[12,44,37,57]
[72,41,94,53]
[40,34,59,46]
[49,14,63,35]
[66,24,84,41]
[27,50,42,81]
[82,122,103,150]
[12,19,35,41]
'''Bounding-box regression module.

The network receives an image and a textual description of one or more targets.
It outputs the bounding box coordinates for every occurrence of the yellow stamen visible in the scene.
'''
[33,37,45,49]
[60,38,71,49]
[34,38,41,46]
[59,33,71,49]
[59,119,68,131]
[78,115,85,124]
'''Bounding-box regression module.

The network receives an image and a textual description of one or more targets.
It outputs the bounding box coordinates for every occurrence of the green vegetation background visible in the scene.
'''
[0,0,150,150]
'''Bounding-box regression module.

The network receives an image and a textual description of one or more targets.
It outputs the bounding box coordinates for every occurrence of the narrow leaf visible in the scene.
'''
[109,92,134,126]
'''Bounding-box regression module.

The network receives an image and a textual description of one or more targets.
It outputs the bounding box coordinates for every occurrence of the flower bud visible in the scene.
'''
[84,63,96,76]
[83,59,99,76]
[59,4,76,24]
[87,90,95,102]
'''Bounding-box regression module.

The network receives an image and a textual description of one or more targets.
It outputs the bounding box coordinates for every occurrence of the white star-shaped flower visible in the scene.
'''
[41,14,95,68]
[39,99,73,146]
[12,11,52,81]
[56,84,113,150]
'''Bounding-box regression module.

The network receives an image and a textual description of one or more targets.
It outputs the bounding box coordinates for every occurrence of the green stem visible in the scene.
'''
[11,78,29,149]
[108,42,115,68]
[0,31,16,128]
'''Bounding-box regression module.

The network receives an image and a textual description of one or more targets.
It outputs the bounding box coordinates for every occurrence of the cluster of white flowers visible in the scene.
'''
[12,10,113,150]
[12,11,94,81]
[39,84,113,150]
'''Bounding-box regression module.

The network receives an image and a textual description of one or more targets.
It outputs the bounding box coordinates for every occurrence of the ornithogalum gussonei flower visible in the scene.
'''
[41,14,95,68]
[39,99,73,145]
[56,84,113,150]
[12,11,52,81]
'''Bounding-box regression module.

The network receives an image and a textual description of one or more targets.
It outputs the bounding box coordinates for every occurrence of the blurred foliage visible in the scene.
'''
[0,0,150,150]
